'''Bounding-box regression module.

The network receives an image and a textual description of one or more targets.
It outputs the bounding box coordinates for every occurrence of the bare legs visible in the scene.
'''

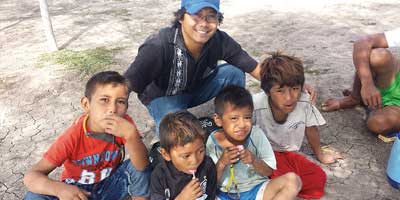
[322,48,400,135]
[263,172,302,200]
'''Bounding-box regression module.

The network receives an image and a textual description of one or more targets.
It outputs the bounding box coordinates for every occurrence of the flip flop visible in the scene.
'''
[378,134,396,143]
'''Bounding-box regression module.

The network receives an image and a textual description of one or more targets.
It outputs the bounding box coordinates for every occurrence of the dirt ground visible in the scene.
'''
[1,0,400,199]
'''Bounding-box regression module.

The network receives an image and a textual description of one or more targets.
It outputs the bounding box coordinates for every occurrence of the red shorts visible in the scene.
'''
[270,151,327,199]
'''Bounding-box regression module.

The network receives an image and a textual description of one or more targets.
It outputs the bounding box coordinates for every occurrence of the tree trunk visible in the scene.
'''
[39,0,58,51]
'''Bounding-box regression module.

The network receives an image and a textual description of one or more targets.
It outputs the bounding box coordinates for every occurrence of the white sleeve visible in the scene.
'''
[385,28,400,47]
[252,127,276,170]
[205,134,219,164]
[305,104,326,127]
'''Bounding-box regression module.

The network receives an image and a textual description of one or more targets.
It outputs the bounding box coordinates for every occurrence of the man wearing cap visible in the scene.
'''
[124,0,314,136]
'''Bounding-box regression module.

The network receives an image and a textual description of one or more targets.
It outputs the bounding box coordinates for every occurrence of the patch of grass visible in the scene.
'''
[304,67,330,76]
[304,68,321,75]
[39,47,122,77]
[109,8,130,16]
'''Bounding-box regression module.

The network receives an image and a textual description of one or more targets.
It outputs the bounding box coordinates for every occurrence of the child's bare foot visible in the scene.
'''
[321,95,359,112]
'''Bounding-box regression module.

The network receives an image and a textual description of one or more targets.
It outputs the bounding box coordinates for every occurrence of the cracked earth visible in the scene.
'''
[1,0,400,199]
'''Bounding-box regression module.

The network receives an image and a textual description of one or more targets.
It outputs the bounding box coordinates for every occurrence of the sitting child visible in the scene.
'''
[23,71,150,200]
[253,52,342,199]
[207,85,301,200]
[150,111,217,200]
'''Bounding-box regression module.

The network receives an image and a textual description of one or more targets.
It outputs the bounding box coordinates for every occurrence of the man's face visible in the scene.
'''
[268,84,302,115]
[214,103,253,143]
[81,83,129,132]
[161,138,205,174]
[180,7,218,47]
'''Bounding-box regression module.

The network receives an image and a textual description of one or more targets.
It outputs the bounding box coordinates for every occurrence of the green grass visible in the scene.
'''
[39,47,122,77]
[109,8,130,16]
[304,67,331,76]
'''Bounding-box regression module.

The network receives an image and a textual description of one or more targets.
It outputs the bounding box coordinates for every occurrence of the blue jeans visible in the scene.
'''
[146,64,245,137]
[24,160,151,200]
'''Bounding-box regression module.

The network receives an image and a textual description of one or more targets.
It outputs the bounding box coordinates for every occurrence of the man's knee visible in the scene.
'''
[216,64,245,86]
[367,115,387,134]
[370,48,394,72]
[367,112,399,134]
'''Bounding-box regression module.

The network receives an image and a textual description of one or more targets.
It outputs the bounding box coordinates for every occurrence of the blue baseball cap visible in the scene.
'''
[181,0,220,14]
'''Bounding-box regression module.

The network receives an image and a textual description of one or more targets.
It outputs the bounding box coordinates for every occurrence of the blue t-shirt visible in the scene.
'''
[206,126,276,192]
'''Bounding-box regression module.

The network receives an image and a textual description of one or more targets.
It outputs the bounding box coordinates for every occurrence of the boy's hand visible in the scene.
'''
[103,114,141,139]
[361,84,382,109]
[219,147,240,166]
[317,149,344,164]
[175,178,202,200]
[239,149,255,165]
[304,84,317,104]
[55,183,90,200]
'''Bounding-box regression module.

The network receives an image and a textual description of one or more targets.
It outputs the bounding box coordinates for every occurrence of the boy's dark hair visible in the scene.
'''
[171,8,224,28]
[214,85,254,116]
[260,51,305,93]
[84,71,129,100]
[159,111,206,152]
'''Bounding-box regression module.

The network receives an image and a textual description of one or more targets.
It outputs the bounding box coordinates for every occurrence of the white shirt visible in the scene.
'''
[385,28,400,47]
[253,92,326,152]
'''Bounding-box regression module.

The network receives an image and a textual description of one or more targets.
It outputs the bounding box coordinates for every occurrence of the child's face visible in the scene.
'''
[214,103,253,143]
[81,83,129,132]
[161,138,205,174]
[268,84,302,115]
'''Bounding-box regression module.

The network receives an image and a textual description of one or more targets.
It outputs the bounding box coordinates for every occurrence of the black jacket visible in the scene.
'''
[150,156,217,200]
[125,26,257,105]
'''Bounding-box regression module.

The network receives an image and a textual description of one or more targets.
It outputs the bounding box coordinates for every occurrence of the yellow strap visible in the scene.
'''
[224,165,238,192]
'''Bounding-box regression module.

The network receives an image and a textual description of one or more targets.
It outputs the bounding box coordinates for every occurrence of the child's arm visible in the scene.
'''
[239,149,273,176]
[103,114,149,171]
[23,158,90,199]
[305,126,336,164]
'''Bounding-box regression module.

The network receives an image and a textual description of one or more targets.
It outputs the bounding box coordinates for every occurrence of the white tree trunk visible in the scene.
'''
[39,0,58,51]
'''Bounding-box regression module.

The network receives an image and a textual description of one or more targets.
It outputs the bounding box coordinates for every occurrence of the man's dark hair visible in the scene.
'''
[260,51,305,93]
[171,8,224,28]
[84,71,129,100]
[214,85,254,116]
[159,110,206,152]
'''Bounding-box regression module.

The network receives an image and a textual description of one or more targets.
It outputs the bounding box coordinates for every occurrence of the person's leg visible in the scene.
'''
[146,64,245,136]
[189,63,245,107]
[270,152,326,199]
[322,48,398,112]
[286,152,326,199]
[146,94,191,137]
[262,172,301,200]
[367,106,400,135]
[23,192,58,200]
[95,160,151,200]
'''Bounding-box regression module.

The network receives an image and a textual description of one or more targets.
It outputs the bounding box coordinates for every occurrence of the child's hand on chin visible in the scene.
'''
[103,114,140,139]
